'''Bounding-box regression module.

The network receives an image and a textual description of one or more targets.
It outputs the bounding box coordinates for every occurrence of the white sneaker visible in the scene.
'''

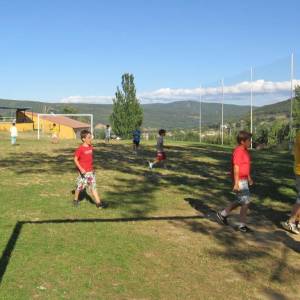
[281,221,300,234]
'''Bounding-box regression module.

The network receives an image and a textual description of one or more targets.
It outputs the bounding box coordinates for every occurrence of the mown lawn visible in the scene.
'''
[0,134,299,300]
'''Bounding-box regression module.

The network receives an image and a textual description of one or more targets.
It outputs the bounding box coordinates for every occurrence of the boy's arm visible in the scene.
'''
[233,165,240,191]
[74,156,86,174]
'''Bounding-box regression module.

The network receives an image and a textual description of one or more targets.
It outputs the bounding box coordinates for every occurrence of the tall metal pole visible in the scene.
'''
[290,53,294,148]
[250,67,253,149]
[91,114,94,137]
[221,78,224,145]
[199,84,202,143]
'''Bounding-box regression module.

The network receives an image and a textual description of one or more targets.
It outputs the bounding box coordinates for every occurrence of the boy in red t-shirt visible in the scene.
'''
[73,130,105,208]
[148,129,166,169]
[217,131,253,232]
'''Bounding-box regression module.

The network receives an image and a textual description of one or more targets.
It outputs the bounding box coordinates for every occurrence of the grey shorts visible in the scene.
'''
[235,179,251,205]
[296,175,300,204]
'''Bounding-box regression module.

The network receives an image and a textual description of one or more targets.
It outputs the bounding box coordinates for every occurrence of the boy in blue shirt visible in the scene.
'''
[132,128,141,154]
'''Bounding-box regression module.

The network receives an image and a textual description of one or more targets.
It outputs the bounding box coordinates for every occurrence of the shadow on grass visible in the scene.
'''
[183,196,300,295]
[0,215,203,285]
[0,141,299,294]
[0,142,296,221]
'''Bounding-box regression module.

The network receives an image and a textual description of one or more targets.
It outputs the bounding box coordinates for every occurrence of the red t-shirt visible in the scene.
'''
[74,145,93,172]
[232,145,251,180]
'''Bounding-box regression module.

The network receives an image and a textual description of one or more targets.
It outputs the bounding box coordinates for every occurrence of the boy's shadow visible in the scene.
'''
[71,189,94,204]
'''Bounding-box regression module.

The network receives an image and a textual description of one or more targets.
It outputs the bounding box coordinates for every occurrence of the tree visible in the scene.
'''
[110,73,143,137]
[62,105,78,114]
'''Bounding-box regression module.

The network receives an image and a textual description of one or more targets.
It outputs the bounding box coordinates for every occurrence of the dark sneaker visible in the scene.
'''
[217,212,228,225]
[73,200,79,207]
[96,202,108,209]
[238,225,251,233]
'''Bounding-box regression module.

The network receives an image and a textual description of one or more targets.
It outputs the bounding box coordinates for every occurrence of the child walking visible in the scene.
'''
[105,125,111,144]
[132,128,141,154]
[73,129,106,208]
[10,122,18,145]
[281,131,300,234]
[148,129,166,169]
[51,123,59,144]
[217,131,254,233]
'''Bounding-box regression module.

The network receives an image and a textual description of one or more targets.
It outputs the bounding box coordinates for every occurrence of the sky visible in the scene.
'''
[0,0,299,105]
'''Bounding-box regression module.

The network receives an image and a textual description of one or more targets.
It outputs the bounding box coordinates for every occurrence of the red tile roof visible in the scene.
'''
[28,112,91,129]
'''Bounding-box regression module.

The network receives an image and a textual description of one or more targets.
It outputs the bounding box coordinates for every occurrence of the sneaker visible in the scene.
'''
[238,225,251,233]
[148,161,153,169]
[216,211,228,225]
[73,200,79,207]
[96,202,108,209]
[281,221,300,234]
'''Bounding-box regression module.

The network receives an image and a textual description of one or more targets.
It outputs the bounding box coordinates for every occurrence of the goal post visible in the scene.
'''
[37,113,94,140]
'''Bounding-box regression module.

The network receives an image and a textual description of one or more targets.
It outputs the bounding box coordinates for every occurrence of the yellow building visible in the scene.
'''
[24,112,91,139]
[0,106,34,132]
[0,107,91,139]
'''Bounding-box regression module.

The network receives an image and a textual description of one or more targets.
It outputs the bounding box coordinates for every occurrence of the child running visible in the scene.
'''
[281,130,300,234]
[73,129,106,208]
[148,129,166,169]
[132,128,141,154]
[217,131,254,233]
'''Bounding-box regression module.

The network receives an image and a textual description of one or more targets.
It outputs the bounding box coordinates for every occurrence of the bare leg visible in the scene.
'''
[289,203,300,223]
[224,202,240,215]
[239,203,249,224]
[151,159,160,167]
[74,189,80,201]
[90,188,101,205]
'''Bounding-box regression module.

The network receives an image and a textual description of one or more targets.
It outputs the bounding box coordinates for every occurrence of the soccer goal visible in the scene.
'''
[37,113,94,140]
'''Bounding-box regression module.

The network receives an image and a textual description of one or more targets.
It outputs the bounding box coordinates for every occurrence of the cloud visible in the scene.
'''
[139,79,300,104]
[60,95,113,104]
[60,79,300,106]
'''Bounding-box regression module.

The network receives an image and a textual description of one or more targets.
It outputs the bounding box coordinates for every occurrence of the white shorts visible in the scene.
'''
[235,179,251,205]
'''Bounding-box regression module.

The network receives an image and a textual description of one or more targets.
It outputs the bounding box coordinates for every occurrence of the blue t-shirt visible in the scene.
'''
[133,129,141,142]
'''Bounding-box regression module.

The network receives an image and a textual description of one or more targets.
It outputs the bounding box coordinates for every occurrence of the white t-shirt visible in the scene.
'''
[105,127,111,138]
[10,126,18,137]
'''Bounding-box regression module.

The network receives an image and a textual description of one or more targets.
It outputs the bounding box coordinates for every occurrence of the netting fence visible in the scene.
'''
[142,53,299,148]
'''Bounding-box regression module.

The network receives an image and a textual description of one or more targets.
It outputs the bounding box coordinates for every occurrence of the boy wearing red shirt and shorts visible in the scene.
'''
[73,130,105,208]
[148,129,166,169]
[217,131,253,233]
[281,131,300,234]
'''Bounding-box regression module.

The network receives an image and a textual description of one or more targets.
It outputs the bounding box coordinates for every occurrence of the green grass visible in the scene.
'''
[0,133,299,299]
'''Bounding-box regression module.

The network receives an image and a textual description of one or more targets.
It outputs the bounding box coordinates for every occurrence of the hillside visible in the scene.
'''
[0,98,252,129]
[252,99,290,122]
[3,98,292,129]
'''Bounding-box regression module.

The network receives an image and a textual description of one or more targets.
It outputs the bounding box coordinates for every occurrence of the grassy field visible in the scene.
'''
[0,133,299,300]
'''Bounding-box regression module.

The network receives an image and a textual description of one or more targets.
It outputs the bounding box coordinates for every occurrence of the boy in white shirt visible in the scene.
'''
[10,122,18,145]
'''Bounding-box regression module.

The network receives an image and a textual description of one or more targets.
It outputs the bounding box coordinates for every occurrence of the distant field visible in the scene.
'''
[0,133,299,299]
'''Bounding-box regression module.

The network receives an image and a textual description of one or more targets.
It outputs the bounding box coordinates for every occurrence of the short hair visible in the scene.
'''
[158,129,166,135]
[106,124,110,128]
[237,131,252,144]
[80,129,91,140]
